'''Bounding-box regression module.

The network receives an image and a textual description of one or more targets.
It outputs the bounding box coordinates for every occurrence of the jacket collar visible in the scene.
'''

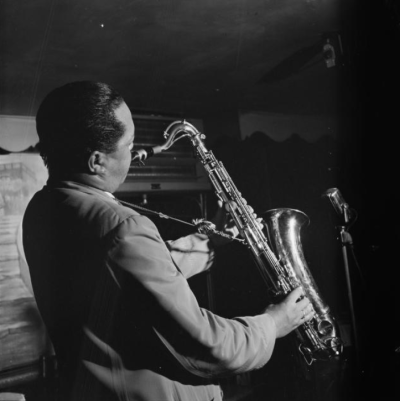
[46,180,118,203]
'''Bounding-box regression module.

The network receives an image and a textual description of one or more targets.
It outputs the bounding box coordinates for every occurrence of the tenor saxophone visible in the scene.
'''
[151,120,343,365]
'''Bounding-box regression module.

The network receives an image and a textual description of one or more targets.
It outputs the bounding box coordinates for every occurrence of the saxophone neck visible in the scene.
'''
[164,120,206,146]
[131,120,206,164]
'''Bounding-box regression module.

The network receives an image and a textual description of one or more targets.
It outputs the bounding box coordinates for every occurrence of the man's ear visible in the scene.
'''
[87,151,106,174]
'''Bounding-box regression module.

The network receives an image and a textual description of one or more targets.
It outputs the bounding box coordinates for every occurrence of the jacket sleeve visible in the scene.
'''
[106,215,277,378]
[166,233,215,279]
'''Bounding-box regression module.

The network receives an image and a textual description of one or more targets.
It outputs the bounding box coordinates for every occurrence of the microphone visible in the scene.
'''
[323,187,353,223]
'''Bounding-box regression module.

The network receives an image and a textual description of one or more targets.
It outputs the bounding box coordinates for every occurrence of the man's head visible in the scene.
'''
[36,81,135,192]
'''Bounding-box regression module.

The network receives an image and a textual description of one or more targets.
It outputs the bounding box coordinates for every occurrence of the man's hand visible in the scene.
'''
[264,286,315,338]
[209,200,239,247]
[209,200,264,247]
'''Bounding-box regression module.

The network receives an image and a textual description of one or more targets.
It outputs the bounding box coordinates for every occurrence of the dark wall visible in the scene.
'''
[345,2,400,399]
[199,3,400,399]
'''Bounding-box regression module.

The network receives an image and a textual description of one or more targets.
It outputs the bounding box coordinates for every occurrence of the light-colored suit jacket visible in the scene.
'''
[22,181,276,401]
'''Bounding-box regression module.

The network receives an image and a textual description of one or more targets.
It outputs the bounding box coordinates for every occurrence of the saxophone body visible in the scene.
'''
[263,208,342,363]
[162,120,343,365]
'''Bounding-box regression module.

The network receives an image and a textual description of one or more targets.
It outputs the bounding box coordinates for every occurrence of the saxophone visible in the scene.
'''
[146,120,343,365]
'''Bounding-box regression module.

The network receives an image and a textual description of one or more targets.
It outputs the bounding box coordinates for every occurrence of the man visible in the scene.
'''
[22,81,314,401]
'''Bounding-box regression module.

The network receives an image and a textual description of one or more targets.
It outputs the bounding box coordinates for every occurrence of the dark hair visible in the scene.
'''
[36,81,125,173]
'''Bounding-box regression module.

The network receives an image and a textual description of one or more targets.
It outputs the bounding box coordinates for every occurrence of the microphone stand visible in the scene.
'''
[339,205,362,374]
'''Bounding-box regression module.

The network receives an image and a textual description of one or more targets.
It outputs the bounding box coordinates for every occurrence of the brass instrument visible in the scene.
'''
[262,208,342,363]
[152,120,343,365]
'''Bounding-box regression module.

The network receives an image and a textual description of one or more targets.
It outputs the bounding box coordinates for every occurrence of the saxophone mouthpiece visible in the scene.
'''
[132,124,190,166]
[131,147,155,166]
